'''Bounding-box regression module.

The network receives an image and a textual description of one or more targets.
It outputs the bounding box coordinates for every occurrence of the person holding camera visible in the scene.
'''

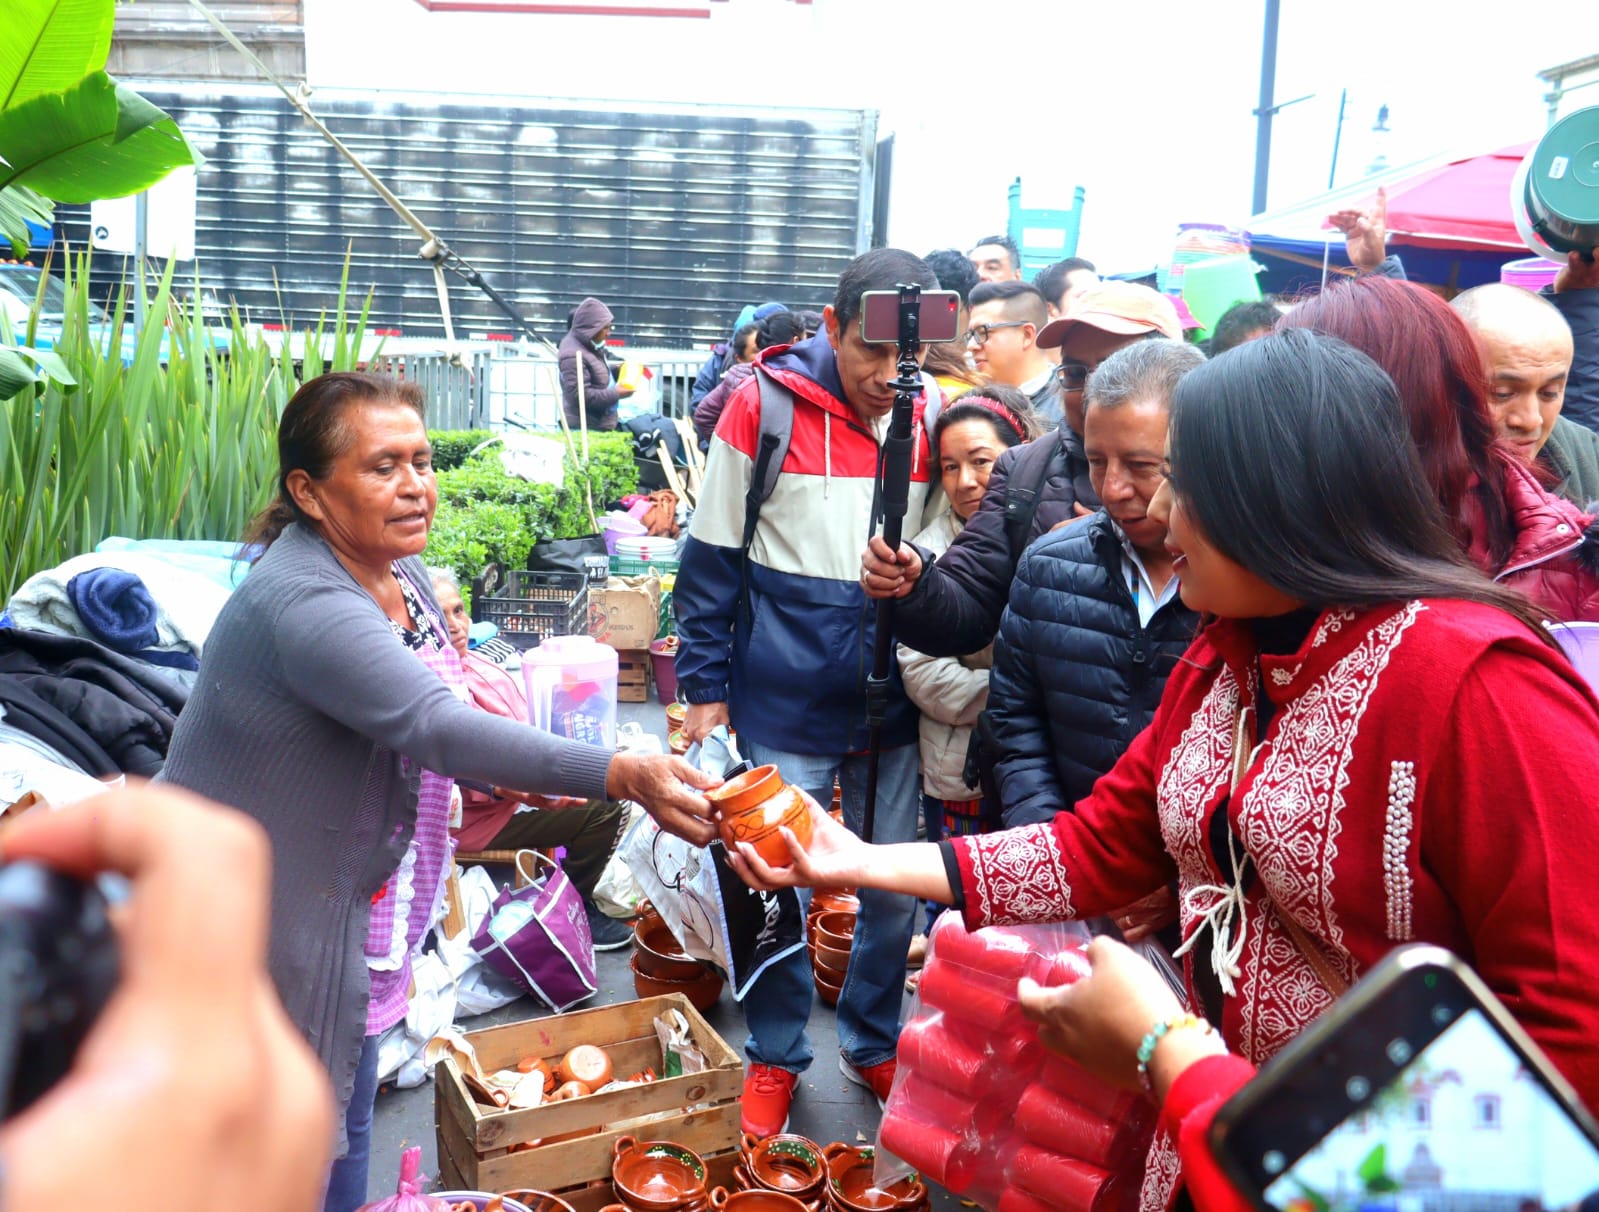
[674,248,942,1136]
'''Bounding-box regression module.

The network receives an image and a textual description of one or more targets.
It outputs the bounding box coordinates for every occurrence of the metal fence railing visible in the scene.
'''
[381,347,706,434]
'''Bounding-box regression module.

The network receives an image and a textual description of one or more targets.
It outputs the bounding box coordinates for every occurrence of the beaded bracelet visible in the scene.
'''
[1136,1014,1218,1094]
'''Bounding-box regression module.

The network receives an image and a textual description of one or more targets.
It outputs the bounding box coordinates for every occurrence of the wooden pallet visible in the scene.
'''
[434,993,742,1193]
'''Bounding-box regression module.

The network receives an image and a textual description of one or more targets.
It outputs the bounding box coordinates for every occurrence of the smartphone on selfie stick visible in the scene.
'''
[1210,945,1599,1210]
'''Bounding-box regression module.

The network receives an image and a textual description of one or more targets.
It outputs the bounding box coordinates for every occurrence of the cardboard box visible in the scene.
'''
[590,574,661,651]
[433,993,742,1193]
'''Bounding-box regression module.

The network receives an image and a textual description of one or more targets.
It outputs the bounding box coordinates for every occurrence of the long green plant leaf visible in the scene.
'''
[0,181,53,256]
[0,71,198,201]
[0,341,75,397]
[0,0,113,109]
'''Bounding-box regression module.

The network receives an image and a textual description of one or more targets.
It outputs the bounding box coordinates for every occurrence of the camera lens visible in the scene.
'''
[1263,1150,1286,1175]
[1387,1038,1413,1065]
[1431,1003,1455,1026]
[1346,1075,1371,1101]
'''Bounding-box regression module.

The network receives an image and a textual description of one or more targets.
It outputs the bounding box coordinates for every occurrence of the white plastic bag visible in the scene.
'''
[592,801,647,917]
[431,863,525,1017]
[375,951,458,1088]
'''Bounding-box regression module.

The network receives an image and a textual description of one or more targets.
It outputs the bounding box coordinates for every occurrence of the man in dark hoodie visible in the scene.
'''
[675,249,941,1136]
[559,296,632,431]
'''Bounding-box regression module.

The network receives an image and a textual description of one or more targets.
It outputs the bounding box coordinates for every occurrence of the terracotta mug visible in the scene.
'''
[708,764,814,867]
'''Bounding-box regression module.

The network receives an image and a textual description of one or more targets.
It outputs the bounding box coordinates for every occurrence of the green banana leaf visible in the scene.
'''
[0,0,115,109]
[0,180,53,256]
[0,70,198,202]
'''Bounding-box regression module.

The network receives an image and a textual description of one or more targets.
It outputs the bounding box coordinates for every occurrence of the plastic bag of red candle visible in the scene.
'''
[873,915,1156,1210]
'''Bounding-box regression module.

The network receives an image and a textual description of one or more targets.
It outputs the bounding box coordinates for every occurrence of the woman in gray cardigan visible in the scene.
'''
[160,372,715,1209]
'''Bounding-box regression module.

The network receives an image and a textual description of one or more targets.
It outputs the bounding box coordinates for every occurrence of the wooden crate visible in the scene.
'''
[434,993,742,1193]
[618,653,649,703]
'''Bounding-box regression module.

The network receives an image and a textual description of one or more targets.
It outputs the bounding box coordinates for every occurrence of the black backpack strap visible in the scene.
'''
[1002,432,1061,561]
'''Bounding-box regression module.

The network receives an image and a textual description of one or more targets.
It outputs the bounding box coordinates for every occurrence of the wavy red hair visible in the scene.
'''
[1277,276,1513,564]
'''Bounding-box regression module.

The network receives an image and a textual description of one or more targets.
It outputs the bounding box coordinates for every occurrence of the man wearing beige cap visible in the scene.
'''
[862,281,1186,660]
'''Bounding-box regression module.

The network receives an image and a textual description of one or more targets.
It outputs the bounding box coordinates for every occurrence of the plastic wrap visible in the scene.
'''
[873,915,1155,1211]
[356,1146,452,1212]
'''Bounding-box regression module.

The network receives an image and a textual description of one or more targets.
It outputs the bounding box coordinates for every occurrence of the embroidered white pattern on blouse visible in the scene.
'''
[965,822,1073,926]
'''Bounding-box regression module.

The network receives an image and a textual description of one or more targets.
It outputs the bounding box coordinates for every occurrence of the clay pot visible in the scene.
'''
[631,953,723,1013]
[809,891,859,918]
[432,1194,535,1212]
[709,765,814,868]
[558,1044,613,1088]
[635,918,710,982]
[821,1144,926,1212]
[669,729,691,756]
[813,966,843,1007]
[738,1133,827,1198]
[612,1136,709,1211]
[812,911,856,951]
[665,702,687,731]
[813,937,852,975]
[501,1191,576,1212]
[709,1186,808,1212]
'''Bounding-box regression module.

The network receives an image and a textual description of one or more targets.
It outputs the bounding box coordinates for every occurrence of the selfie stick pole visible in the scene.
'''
[861,284,924,845]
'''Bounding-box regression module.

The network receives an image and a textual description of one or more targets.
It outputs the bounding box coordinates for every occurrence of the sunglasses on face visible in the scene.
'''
[963,321,1028,347]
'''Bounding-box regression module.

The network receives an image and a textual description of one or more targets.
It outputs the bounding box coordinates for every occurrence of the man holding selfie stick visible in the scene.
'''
[675,249,943,1135]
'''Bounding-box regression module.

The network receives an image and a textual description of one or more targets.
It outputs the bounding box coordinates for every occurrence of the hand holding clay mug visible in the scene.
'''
[723,788,869,887]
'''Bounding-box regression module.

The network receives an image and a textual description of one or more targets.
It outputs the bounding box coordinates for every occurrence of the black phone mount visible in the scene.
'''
[860,284,925,844]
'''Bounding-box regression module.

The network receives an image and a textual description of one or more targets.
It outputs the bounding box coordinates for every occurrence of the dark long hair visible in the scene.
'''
[242,371,426,555]
[1277,276,1516,567]
[1166,328,1552,639]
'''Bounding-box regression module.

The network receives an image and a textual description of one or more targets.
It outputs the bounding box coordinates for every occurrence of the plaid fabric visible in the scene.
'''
[937,794,1000,839]
[365,569,467,1034]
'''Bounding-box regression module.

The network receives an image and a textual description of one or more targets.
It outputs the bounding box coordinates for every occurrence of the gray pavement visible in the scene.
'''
[368,696,962,1207]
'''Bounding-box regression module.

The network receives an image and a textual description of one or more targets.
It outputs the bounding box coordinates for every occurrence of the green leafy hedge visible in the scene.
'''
[424,430,640,589]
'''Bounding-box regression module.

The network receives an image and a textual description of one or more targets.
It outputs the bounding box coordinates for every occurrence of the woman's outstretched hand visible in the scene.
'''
[607,752,719,846]
[723,789,868,891]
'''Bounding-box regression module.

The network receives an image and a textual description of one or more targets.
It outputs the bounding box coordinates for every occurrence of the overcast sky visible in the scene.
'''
[304,0,1595,273]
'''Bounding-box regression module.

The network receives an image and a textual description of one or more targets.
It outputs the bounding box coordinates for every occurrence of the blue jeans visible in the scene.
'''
[740,740,920,1072]
[323,1034,381,1212]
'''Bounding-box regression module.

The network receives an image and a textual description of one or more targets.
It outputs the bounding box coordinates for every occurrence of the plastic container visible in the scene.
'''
[650,636,679,704]
[1501,256,1562,292]
[522,634,619,748]
[602,511,649,556]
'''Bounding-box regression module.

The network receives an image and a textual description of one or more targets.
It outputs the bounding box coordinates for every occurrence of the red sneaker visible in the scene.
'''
[741,1063,798,1137]
[839,1054,897,1108]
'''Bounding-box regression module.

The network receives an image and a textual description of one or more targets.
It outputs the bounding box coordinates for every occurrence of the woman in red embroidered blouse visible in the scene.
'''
[730,329,1599,1206]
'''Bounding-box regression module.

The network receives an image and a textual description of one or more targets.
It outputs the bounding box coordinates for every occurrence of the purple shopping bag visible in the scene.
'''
[469,850,597,1012]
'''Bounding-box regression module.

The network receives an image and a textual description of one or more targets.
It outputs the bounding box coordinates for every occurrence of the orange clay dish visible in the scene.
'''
[708,764,814,868]
[557,1043,614,1088]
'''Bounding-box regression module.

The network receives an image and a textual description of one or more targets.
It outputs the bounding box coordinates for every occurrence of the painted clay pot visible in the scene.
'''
[709,765,814,868]
[665,702,687,731]
[738,1133,827,1198]
[612,1136,709,1211]
[822,1144,926,1212]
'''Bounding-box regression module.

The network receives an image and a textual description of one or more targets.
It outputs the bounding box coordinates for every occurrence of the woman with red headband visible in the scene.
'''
[898,385,1039,969]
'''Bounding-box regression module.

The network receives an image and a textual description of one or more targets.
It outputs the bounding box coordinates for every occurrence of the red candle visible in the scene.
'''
[1015,1083,1127,1168]
[1008,1146,1114,1211]
[1037,1056,1142,1120]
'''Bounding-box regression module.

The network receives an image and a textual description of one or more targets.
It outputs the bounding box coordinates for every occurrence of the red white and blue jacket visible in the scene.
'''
[674,336,936,756]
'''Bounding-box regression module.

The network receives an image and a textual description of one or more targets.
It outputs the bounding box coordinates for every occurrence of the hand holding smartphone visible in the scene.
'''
[1210,946,1599,1210]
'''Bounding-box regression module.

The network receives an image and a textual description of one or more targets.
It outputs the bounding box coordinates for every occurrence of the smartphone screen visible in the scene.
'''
[1261,1005,1599,1210]
[1214,948,1599,1212]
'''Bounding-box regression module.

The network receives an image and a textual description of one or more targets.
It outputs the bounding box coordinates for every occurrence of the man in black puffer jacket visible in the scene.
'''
[986,339,1203,827]
[863,283,1186,658]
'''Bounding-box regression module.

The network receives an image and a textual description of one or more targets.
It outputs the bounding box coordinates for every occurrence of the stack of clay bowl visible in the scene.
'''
[807,892,858,1008]
[631,906,724,1013]
[820,1144,928,1212]
[606,1136,711,1212]
[733,1132,828,1210]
